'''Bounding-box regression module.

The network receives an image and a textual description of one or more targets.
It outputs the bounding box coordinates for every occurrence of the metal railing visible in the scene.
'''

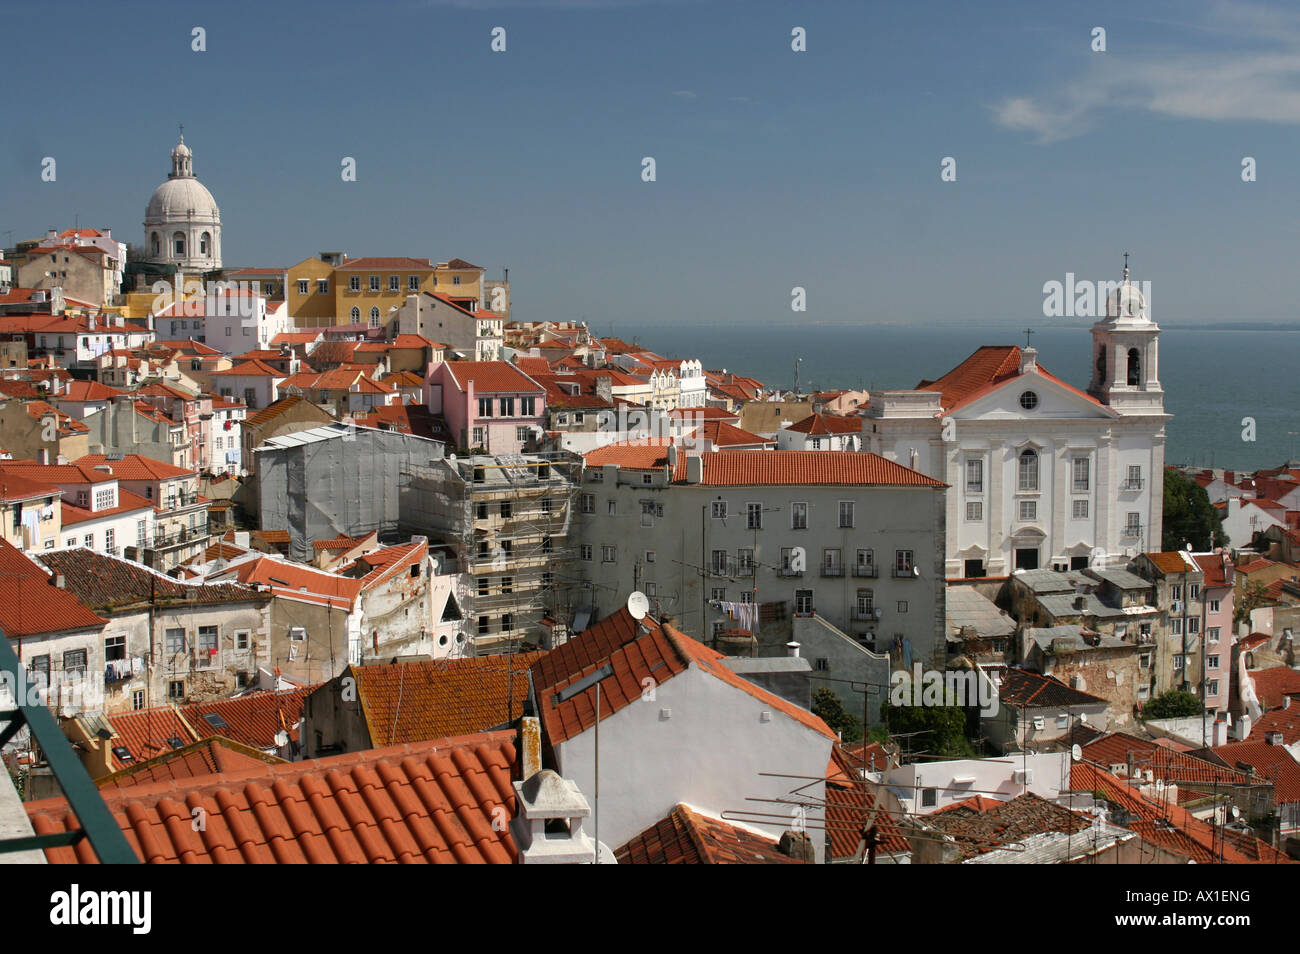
[0,634,138,862]
[821,565,844,577]
[852,564,878,578]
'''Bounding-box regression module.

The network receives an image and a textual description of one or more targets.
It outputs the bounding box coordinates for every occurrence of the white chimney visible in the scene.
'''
[1266,731,1284,746]
[686,455,703,484]
[1020,347,1038,374]
[786,641,800,658]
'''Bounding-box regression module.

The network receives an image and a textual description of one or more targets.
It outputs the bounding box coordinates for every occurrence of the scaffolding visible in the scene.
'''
[403,453,582,655]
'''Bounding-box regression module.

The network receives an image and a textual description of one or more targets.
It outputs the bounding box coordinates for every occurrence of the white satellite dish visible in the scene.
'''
[274,730,289,747]
[1071,744,1082,762]
[1231,805,1241,819]
[627,591,650,620]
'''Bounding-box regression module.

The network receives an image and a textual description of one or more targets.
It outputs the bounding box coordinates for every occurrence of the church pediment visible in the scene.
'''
[949,370,1117,422]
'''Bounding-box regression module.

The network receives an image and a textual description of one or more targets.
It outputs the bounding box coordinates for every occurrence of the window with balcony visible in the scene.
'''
[1124,513,1141,537]
[822,548,842,575]
[856,589,874,618]
[895,550,914,576]
[737,548,754,575]
[855,549,876,576]
[1125,465,1143,490]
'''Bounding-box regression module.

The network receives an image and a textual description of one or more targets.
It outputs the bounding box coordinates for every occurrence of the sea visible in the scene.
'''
[635,323,1300,473]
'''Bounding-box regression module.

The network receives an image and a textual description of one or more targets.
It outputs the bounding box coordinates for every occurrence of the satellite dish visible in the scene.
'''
[1079,713,1087,724]
[274,730,289,747]
[627,591,650,620]
[1231,806,1241,819]
[912,565,920,578]
[1185,542,1193,552]
[1071,744,1082,761]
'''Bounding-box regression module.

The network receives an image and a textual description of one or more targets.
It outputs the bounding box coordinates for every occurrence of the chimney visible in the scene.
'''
[1266,731,1285,746]
[46,230,56,240]
[686,455,703,484]
[1020,347,1038,374]
[786,641,801,658]
[1212,719,1229,747]
[50,573,65,588]
[1234,713,1252,741]
[777,829,816,862]
[520,715,542,780]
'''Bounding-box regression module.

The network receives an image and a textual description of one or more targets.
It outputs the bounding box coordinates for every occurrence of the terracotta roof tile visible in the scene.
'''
[27,730,519,863]
[784,413,863,436]
[1081,732,1252,788]
[672,450,946,487]
[343,654,545,747]
[443,361,542,395]
[75,453,194,481]
[35,548,260,612]
[98,737,285,789]
[1247,667,1300,709]
[998,668,1108,708]
[335,257,433,270]
[615,804,803,864]
[0,539,106,637]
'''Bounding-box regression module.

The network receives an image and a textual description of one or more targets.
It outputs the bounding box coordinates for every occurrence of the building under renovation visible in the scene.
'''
[255,423,446,561]
[406,454,580,654]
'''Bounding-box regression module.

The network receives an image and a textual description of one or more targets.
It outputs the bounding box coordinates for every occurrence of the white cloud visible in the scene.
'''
[993,1,1300,142]
[672,90,698,99]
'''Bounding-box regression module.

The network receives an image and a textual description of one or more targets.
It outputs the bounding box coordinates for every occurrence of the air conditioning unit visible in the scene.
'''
[1013,768,1034,785]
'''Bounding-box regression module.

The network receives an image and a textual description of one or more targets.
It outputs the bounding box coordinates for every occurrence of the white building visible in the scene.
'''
[867,267,1166,578]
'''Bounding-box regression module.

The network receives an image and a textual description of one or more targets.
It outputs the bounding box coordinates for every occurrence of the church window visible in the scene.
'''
[1127,348,1141,386]
[1018,390,1039,410]
[350,306,360,322]
[200,232,211,256]
[1018,449,1039,492]
[173,232,186,256]
[369,307,380,327]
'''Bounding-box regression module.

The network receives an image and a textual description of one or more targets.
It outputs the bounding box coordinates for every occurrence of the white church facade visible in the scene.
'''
[866,267,1168,579]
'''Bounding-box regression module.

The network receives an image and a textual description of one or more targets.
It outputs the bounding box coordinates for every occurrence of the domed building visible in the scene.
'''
[142,133,222,271]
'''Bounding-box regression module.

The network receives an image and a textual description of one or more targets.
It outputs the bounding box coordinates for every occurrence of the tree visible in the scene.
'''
[1234,579,1268,629]
[1162,469,1227,551]
[880,695,977,759]
[1141,689,1203,720]
[812,688,862,743]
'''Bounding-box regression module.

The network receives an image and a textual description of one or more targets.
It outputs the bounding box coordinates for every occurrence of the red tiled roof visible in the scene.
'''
[673,450,946,487]
[210,359,283,378]
[512,357,552,377]
[583,439,674,470]
[336,256,433,270]
[1237,558,1277,575]
[532,608,835,746]
[784,413,863,436]
[345,654,544,747]
[0,471,59,503]
[28,730,519,863]
[1071,761,1289,864]
[1081,732,1252,788]
[825,746,910,859]
[439,258,481,271]
[443,361,541,395]
[1192,553,1232,587]
[98,737,285,789]
[1144,551,1196,575]
[311,532,367,551]
[269,332,321,346]
[60,487,154,526]
[998,668,1108,708]
[615,804,804,864]
[699,420,772,447]
[916,345,1103,414]
[75,453,194,481]
[56,380,124,402]
[35,548,261,613]
[0,539,106,637]
[102,688,313,770]
[229,554,362,610]
[1250,704,1300,746]
[1246,667,1300,710]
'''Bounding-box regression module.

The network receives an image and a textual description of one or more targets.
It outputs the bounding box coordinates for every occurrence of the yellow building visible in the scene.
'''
[284,254,488,328]
[287,255,338,326]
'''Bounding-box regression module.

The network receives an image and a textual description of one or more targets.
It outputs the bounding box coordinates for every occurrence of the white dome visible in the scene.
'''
[146,176,219,222]
[1105,273,1148,324]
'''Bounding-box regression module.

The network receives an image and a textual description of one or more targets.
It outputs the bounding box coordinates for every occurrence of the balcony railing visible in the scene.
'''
[893,566,916,578]
[821,565,844,578]
[1121,478,1145,491]
[777,567,804,578]
[852,609,877,621]
[852,564,878,578]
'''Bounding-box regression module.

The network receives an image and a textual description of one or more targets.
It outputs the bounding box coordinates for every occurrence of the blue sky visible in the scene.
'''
[4,0,1300,329]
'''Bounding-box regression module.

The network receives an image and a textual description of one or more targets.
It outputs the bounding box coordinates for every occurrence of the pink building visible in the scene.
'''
[1194,551,1235,714]
[425,361,545,454]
